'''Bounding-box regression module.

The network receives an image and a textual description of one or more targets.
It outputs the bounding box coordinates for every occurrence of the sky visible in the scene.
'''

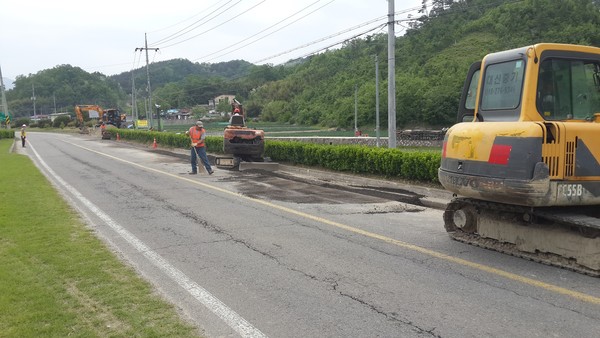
[0,0,424,83]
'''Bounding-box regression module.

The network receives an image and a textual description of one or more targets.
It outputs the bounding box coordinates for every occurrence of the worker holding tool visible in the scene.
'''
[100,122,107,139]
[186,120,214,175]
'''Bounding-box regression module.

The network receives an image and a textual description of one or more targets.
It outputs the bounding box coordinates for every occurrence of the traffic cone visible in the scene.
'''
[153,137,157,149]
[116,133,120,141]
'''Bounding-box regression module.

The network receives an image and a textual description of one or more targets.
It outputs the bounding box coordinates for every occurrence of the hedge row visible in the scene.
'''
[106,129,441,183]
[0,130,15,139]
[265,141,441,183]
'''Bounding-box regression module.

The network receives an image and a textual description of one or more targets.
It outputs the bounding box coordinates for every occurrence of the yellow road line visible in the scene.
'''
[67,140,600,305]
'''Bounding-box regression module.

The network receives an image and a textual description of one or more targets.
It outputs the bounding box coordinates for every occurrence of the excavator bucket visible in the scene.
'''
[238,161,279,171]
[215,156,279,171]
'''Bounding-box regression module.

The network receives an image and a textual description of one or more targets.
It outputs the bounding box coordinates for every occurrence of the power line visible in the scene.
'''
[132,4,423,100]
[251,0,520,65]
[253,15,387,64]
[149,0,231,35]
[193,0,331,62]
[253,6,421,64]
[149,0,239,47]
[129,0,523,104]
[110,2,421,74]
[292,24,387,62]
[152,0,260,49]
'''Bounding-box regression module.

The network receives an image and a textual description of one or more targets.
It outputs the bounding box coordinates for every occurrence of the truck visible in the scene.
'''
[215,99,277,170]
[439,43,600,276]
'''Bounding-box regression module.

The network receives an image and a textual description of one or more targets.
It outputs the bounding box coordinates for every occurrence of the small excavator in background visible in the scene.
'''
[75,105,126,138]
[215,99,277,170]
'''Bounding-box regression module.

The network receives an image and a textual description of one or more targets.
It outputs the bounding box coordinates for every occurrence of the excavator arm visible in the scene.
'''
[74,106,83,127]
[74,105,106,134]
[74,105,125,128]
[75,105,104,123]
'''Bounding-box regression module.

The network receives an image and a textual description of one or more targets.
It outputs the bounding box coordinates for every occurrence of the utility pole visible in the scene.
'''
[132,72,137,129]
[375,55,380,147]
[387,0,397,148]
[135,33,159,130]
[144,98,148,125]
[155,104,161,131]
[32,83,36,117]
[0,65,9,126]
[354,84,358,133]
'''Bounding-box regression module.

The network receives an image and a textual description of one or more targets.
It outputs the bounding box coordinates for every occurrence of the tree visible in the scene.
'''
[216,100,231,113]
[52,115,72,128]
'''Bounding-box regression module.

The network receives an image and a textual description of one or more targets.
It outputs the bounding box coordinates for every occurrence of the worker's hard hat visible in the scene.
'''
[196,121,203,127]
[22,124,26,127]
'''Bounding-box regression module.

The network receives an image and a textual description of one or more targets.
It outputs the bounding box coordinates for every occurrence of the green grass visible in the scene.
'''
[0,139,200,337]
[158,121,389,137]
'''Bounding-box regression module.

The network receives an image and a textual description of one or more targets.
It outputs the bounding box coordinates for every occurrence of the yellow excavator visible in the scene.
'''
[439,43,600,276]
[75,105,126,128]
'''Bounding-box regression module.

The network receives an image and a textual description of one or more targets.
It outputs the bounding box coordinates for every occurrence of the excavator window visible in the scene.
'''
[465,70,480,110]
[479,59,524,121]
[457,61,481,123]
[230,115,245,127]
[537,58,600,121]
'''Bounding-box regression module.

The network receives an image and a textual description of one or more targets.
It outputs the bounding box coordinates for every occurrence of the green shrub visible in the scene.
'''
[265,140,441,183]
[32,119,52,128]
[0,129,15,139]
[14,118,30,128]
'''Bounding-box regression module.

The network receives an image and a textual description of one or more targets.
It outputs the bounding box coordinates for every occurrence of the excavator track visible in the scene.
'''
[444,198,600,277]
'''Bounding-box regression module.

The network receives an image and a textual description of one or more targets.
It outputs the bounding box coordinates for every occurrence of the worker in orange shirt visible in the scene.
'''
[100,122,106,136]
[186,120,214,175]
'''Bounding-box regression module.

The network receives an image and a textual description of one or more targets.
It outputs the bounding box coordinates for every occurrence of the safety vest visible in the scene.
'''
[188,126,205,147]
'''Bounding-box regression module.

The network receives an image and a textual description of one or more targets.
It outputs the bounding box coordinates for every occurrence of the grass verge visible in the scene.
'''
[0,139,200,337]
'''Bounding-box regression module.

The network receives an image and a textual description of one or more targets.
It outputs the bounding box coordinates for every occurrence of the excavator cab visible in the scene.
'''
[229,101,245,125]
[102,108,125,128]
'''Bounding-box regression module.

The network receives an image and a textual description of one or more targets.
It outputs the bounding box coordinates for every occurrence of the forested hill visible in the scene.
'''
[248,0,600,128]
[109,59,254,94]
[6,0,600,129]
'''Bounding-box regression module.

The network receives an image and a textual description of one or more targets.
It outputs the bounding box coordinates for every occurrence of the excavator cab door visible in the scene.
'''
[457,61,482,123]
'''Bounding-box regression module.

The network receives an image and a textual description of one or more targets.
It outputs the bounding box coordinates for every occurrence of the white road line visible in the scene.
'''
[28,141,268,338]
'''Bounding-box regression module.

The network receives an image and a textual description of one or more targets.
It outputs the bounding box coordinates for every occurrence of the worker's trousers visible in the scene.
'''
[191,146,212,173]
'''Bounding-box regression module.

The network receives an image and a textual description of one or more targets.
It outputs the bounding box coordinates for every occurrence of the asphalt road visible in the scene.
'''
[17,132,600,338]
